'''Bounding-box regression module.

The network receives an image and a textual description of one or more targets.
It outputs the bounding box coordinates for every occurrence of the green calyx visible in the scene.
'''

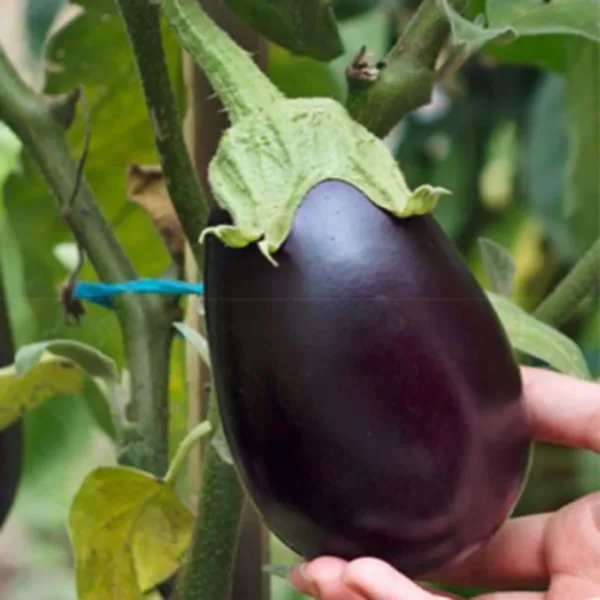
[201,97,449,263]
[162,0,450,265]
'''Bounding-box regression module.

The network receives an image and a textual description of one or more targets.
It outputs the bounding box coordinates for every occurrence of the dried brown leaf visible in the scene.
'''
[126,164,186,262]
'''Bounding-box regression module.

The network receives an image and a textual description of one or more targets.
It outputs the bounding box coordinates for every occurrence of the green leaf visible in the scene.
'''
[564,39,600,259]
[523,42,600,263]
[18,340,118,437]
[15,339,116,378]
[263,564,294,579]
[439,0,600,72]
[224,0,344,61]
[487,292,591,380]
[438,0,511,52]
[333,0,381,20]
[26,0,68,62]
[0,124,22,188]
[69,466,194,599]
[524,74,573,259]
[173,322,211,369]
[578,301,600,378]
[269,43,343,101]
[0,340,118,436]
[485,35,569,72]
[479,238,516,297]
[487,0,600,42]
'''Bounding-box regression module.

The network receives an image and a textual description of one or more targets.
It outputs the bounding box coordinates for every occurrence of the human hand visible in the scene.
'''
[289,367,600,599]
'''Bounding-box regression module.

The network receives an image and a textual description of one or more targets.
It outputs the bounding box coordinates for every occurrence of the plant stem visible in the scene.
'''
[164,420,212,486]
[0,47,172,477]
[114,5,266,598]
[178,395,245,600]
[187,2,270,596]
[115,0,208,265]
[346,0,469,138]
[533,237,600,327]
[161,0,283,123]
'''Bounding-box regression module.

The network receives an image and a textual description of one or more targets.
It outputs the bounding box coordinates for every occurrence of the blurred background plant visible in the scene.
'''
[0,0,597,598]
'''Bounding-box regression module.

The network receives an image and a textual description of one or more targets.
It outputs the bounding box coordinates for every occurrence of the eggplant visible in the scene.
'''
[162,0,532,576]
[0,280,22,530]
[204,179,532,577]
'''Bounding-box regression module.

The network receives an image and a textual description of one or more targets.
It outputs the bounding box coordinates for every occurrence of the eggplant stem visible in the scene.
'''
[533,236,600,327]
[161,0,284,123]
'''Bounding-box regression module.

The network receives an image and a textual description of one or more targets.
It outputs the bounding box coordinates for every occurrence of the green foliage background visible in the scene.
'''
[0,0,598,598]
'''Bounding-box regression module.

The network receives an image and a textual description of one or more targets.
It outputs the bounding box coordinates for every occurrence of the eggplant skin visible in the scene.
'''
[204,179,532,577]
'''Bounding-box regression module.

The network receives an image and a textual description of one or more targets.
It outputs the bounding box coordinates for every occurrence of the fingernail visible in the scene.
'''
[289,561,315,588]
[289,562,321,598]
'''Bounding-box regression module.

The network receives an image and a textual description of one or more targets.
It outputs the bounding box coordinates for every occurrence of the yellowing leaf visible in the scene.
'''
[0,354,85,429]
[69,466,194,600]
[0,339,119,437]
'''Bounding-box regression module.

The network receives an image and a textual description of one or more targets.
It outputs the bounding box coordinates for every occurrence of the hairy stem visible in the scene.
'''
[115,0,208,264]
[533,237,600,327]
[188,1,270,596]
[346,0,469,137]
[162,0,283,124]
[0,47,172,477]
[178,395,245,600]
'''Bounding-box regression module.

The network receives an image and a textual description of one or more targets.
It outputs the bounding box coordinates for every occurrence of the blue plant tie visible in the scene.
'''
[74,279,205,309]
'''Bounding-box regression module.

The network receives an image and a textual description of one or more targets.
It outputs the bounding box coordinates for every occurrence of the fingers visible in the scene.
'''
[544,573,600,599]
[543,492,600,582]
[472,574,600,599]
[289,557,364,600]
[423,512,551,589]
[522,367,600,452]
[427,492,600,591]
[342,558,447,600]
[290,557,460,600]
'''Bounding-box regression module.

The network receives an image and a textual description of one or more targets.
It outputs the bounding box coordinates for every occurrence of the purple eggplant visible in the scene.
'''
[204,179,532,576]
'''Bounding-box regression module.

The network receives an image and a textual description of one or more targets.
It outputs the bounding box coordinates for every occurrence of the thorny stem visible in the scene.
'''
[0,46,172,477]
[177,394,246,600]
[161,0,283,123]
[346,0,470,138]
[533,237,600,327]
